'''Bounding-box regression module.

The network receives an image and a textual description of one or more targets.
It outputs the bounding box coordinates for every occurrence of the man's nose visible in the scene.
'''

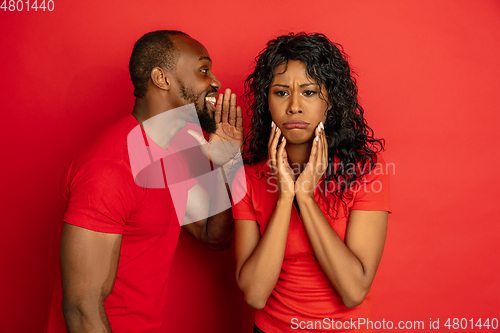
[210,75,221,90]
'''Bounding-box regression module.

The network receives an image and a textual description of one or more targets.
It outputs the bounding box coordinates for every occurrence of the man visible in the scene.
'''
[44,30,243,332]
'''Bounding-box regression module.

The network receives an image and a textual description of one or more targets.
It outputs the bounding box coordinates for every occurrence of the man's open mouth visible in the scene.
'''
[205,96,217,111]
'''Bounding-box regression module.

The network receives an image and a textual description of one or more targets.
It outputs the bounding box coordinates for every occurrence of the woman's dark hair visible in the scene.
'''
[243,32,384,210]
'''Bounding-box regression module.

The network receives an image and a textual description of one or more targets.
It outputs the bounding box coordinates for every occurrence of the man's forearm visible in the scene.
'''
[182,163,237,249]
[204,169,234,249]
[63,300,112,333]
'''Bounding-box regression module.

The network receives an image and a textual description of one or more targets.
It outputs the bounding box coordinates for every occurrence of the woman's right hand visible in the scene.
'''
[268,121,295,200]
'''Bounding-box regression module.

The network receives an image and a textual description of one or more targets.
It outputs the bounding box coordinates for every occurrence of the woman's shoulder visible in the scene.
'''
[237,159,270,180]
[361,153,392,181]
[231,159,273,201]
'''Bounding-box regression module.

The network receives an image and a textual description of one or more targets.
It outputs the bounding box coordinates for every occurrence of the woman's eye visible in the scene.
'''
[201,68,209,74]
[275,91,288,97]
[303,90,317,96]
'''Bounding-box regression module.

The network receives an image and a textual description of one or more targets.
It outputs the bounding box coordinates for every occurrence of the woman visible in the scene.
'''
[231,33,390,332]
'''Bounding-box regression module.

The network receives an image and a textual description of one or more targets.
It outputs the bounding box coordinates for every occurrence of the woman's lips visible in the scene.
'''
[282,120,309,129]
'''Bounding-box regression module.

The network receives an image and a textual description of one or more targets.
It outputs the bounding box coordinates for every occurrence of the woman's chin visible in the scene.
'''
[283,134,315,145]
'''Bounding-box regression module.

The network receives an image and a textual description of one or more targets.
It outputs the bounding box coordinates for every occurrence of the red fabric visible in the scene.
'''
[232,155,391,332]
[45,114,192,333]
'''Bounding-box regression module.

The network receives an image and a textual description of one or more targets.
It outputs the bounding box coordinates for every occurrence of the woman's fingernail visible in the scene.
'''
[316,135,319,142]
[271,121,274,128]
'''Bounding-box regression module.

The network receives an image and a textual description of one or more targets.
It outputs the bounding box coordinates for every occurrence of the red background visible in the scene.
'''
[1,0,500,332]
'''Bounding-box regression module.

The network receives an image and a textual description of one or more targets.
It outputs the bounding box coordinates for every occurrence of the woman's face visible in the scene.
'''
[268,60,328,145]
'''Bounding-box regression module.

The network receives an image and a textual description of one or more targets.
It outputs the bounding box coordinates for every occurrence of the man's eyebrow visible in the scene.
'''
[199,56,212,62]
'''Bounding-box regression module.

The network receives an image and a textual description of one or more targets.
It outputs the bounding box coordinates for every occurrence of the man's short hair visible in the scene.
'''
[129,30,189,98]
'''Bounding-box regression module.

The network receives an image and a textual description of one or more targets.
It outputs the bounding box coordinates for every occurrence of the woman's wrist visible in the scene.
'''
[295,192,316,205]
[276,194,294,205]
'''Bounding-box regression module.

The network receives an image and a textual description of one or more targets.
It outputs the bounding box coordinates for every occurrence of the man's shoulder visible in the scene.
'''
[75,114,137,164]
[64,114,139,183]
[90,114,137,150]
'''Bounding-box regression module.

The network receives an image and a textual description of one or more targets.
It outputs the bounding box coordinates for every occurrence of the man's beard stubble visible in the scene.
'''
[179,82,217,134]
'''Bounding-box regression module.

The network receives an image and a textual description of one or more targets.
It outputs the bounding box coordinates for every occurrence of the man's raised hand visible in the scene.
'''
[188,88,244,166]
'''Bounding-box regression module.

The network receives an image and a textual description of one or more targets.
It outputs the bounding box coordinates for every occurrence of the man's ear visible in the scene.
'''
[151,67,171,91]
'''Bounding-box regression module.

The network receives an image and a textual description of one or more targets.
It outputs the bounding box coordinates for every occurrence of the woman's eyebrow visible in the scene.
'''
[270,83,318,88]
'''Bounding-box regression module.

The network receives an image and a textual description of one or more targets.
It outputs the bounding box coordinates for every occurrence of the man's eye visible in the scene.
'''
[201,68,209,74]
[303,90,317,96]
[275,91,288,97]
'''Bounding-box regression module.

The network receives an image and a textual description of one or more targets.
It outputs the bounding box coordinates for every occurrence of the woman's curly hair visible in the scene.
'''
[243,32,384,208]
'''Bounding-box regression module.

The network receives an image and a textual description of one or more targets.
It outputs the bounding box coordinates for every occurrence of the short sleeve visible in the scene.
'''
[62,159,139,233]
[350,155,391,213]
[231,165,257,221]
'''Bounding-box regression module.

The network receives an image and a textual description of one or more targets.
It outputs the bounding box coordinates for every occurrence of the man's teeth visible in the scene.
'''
[205,96,216,105]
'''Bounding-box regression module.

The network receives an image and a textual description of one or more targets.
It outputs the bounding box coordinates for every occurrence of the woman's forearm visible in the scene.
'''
[296,196,384,308]
[237,198,293,309]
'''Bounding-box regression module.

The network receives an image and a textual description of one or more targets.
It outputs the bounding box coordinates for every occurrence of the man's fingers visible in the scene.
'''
[218,89,241,129]
[236,106,243,131]
[214,93,223,123]
[222,88,231,124]
[228,93,237,127]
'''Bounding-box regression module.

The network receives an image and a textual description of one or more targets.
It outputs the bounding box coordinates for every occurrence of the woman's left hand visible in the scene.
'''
[295,122,327,200]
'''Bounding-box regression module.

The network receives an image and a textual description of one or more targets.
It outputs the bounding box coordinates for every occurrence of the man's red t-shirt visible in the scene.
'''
[232,155,391,332]
[45,114,194,333]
